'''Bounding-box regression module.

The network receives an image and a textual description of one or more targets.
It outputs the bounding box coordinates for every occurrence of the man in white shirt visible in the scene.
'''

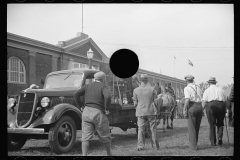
[183,75,203,150]
[202,77,226,146]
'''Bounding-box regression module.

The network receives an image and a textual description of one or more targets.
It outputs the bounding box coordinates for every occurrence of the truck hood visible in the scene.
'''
[22,87,79,97]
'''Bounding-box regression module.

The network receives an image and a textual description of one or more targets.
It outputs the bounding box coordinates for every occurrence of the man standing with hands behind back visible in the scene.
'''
[133,74,159,151]
[73,71,112,156]
[183,75,203,151]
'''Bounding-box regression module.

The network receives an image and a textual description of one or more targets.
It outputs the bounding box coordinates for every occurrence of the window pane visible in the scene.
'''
[8,57,26,83]
[20,73,24,82]
[74,63,80,68]
[20,61,24,72]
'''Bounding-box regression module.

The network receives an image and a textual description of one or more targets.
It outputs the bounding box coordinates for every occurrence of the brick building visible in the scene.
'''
[7,32,186,101]
[7,32,109,96]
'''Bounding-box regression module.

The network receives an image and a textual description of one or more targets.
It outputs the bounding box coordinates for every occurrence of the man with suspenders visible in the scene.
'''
[183,75,203,150]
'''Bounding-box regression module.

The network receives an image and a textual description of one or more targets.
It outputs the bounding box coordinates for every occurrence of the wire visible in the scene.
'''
[96,41,234,51]
[150,57,233,62]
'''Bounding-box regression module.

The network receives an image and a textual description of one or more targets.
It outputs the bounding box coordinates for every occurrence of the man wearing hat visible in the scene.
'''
[183,75,203,150]
[202,77,226,146]
[133,74,160,151]
[73,71,112,156]
[228,77,234,127]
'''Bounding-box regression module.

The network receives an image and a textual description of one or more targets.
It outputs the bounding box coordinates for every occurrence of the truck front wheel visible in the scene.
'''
[8,135,27,151]
[48,116,76,154]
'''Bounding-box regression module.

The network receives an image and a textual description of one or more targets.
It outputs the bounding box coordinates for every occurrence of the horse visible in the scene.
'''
[156,92,176,132]
[224,85,234,127]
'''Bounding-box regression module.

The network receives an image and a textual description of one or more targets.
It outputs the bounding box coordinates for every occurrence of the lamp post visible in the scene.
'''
[87,48,94,69]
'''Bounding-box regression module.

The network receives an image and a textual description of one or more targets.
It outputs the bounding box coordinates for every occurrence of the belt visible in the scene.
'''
[209,100,223,103]
[189,101,201,103]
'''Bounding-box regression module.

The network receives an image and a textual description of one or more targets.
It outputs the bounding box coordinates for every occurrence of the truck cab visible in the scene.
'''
[8,68,139,154]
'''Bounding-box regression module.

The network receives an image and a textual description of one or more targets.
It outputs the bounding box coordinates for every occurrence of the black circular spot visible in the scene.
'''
[109,49,139,78]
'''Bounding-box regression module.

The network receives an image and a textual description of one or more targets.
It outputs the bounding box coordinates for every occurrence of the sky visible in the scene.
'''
[7,4,234,87]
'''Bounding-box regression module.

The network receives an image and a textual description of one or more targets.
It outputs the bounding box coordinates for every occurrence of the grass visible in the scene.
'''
[8,116,234,156]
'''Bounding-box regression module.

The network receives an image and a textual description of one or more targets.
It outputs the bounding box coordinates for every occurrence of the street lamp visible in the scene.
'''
[87,48,94,69]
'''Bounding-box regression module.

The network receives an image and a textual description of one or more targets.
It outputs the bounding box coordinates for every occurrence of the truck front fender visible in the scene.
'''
[29,103,82,128]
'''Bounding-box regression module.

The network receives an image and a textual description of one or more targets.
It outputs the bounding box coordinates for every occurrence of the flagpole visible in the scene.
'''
[174,56,175,77]
[188,60,189,74]
[82,3,83,33]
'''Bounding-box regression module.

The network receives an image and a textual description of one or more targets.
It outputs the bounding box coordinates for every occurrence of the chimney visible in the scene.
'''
[77,32,89,39]
[57,41,66,47]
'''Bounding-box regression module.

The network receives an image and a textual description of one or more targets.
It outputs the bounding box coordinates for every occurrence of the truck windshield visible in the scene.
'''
[44,73,83,89]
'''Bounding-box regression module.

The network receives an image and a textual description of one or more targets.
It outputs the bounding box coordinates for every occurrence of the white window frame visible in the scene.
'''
[73,62,88,69]
[73,62,99,70]
[7,56,26,84]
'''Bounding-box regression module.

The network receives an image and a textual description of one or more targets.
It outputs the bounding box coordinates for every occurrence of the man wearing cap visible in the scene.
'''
[73,71,112,156]
[183,75,203,150]
[133,74,160,151]
[202,77,226,146]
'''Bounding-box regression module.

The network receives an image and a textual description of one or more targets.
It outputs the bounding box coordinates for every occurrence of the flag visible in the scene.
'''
[188,60,193,66]
[174,56,176,59]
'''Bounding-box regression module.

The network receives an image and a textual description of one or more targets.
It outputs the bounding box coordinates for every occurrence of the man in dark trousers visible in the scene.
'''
[202,77,226,146]
[73,71,112,156]
[183,75,203,150]
[229,82,234,127]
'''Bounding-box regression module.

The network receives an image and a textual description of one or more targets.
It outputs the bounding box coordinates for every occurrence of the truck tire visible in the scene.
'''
[48,116,76,154]
[8,135,27,151]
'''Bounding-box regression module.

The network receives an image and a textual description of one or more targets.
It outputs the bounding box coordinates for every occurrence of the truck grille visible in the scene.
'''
[17,93,36,127]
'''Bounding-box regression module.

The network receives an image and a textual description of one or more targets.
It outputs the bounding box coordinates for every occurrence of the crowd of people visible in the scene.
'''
[73,71,234,155]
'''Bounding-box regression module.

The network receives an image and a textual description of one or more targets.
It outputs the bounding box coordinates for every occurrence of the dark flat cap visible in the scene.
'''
[184,75,194,80]
[94,71,106,80]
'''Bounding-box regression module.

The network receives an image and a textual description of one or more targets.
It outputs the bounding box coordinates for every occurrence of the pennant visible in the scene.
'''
[188,60,193,66]
[174,56,176,59]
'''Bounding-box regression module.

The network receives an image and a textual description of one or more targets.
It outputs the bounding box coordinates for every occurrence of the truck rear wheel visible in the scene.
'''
[48,116,76,154]
[8,135,27,151]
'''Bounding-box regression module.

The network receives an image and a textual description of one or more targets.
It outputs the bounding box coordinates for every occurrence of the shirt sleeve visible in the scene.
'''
[202,89,208,102]
[133,89,138,107]
[102,85,111,111]
[184,87,190,99]
[73,85,86,109]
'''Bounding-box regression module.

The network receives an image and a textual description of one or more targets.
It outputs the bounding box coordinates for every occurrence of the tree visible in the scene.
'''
[222,83,233,90]
[198,82,209,97]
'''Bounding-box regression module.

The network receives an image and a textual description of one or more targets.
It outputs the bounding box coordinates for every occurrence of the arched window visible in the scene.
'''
[7,56,26,83]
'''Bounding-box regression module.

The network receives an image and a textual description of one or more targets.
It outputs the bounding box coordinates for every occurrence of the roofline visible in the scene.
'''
[7,32,62,52]
[138,68,185,84]
[63,37,109,60]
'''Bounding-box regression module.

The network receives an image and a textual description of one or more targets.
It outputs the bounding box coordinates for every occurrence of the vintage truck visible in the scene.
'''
[7,68,140,154]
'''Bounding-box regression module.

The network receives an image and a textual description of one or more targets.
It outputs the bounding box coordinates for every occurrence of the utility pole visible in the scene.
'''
[82,3,83,33]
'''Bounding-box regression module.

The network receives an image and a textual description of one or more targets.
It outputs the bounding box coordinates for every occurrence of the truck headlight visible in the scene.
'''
[41,97,50,107]
[8,98,16,108]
